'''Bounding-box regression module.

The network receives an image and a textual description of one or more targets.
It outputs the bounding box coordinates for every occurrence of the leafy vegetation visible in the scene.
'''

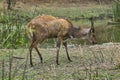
[113,0,120,22]
[0,4,115,48]
[0,1,120,80]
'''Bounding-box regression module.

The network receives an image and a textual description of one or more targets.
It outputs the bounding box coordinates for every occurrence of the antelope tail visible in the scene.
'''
[26,23,35,40]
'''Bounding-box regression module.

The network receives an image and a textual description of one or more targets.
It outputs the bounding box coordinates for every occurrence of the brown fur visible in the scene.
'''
[26,15,57,39]
[26,15,96,66]
[26,15,73,66]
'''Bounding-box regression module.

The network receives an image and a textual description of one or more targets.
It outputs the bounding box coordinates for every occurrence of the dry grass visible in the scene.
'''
[0,1,119,80]
[0,43,120,80]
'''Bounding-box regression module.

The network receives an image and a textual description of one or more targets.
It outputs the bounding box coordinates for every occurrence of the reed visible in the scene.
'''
[0,10,30,49]
[113,0,120,22]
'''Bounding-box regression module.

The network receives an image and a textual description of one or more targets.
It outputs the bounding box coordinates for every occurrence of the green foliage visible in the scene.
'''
[0,4,116,49]
[0,10,31,48]
[35,5,112,19]
[113,0,120,22]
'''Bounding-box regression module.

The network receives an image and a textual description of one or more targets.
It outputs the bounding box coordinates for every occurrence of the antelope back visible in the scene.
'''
[30,15,57,25]
[44,18,73,37]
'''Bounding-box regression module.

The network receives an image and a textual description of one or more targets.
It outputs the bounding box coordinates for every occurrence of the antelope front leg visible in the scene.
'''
[33,39,43,64]
[35,47,43,64]
[63,42,72,62]
[56,37,62,65]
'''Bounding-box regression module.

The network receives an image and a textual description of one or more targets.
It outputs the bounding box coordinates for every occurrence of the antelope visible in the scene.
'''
[26,15,96,66]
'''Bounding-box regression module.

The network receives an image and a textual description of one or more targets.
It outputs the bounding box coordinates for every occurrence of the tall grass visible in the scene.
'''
[0,4,116,49]
[1,50,30,80]
[0,10,31,49]
[113,0,120,22]
[1,59,5,80]
[1,2,120,80]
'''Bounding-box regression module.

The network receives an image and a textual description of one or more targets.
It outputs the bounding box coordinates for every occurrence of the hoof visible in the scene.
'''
[30,64,34,67]
[57,62,60,65]
[68,59,72,62]
[30,65,33,67]
[57,63,60,65]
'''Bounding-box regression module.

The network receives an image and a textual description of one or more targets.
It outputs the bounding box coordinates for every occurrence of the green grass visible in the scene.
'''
[24,4,112,19]
[0,4,115,48]
[0,2,120,49]
[113,0,120,22]
[0,2,120,80]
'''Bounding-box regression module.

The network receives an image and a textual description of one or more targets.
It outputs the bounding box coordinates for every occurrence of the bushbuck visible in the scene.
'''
[26,15,96,66]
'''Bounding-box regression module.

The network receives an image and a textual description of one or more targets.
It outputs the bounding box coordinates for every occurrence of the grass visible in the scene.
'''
[113,0,120,22]
[0,44,120,80]
[0,1,120,80]
[0,3,116,48]
[20,4,112,19]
